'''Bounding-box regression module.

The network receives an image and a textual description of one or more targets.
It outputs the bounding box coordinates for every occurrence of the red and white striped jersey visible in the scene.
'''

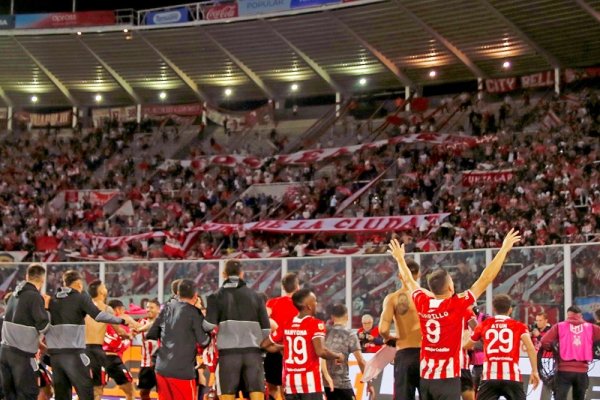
[270,315,326,394]
[412,289,476,379]
[139,318,158,368]
[471,315,529,382]
[103,324,131,357]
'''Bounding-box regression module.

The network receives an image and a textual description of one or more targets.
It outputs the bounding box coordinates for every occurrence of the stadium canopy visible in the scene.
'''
[0,0,599,107]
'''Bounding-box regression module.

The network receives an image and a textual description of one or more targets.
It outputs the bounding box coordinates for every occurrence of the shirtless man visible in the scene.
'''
[84,280,138,400]
[379,258,422,400]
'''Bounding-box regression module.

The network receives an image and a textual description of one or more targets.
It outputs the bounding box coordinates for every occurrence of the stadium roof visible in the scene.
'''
[0,0,599,107]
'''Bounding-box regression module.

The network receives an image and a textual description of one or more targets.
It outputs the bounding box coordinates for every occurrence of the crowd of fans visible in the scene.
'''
[0,87,598,263]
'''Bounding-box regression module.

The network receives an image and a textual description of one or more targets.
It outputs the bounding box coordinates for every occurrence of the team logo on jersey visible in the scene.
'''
[570,324,583,335]
[318,323,325,330]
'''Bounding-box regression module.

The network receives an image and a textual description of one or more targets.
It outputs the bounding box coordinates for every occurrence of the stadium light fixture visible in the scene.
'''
[76,31,82,36]
[359,77,367,86]
[502,60,511,69]
[224,88,233,97]
[159,91,167,100]
[123,29,129,33]
[291,83,299,92]
[31,95,38,103]
[429,70,437,78]
[95,94,102,103]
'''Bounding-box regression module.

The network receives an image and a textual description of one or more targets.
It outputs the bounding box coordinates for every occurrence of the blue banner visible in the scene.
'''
[145,7,189,25]
[574,296,600,321]
[237,0,292,16]
[0,15,15,29]
[290,0,339,8]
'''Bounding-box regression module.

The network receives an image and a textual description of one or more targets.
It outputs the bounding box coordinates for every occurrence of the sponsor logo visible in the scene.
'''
[204,4,238,20]
[51,14,77,22]
[151,10,184,24]
[0,15,15,29]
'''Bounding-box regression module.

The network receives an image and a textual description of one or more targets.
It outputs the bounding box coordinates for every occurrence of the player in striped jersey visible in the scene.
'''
[388,229,521,400]
[135,299,161,400]
[467,294,539,400]
[262,288,344,400]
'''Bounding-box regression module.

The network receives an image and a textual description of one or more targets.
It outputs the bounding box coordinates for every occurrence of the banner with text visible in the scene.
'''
[201,2,239,20]
[161,133,496,170]
[92,106,137,127]
[145,7,189,25]
[290,0,339,8]
[15,110,72,127]
[15,11,115,29]
[485,71,556,93]
[237,0,292,16]
[461,169,514,186]
[142,103,203,117]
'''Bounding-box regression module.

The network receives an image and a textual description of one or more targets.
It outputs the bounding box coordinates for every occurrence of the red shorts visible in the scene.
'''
[156,373,198,400]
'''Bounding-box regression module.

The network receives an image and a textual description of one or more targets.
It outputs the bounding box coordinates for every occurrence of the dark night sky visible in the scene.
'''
[0,0,192,14]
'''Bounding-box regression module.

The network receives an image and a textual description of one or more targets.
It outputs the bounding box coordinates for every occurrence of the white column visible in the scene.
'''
[477,77,484,100]
[563,245,572,318]
[42,263,48,294]
[345,256,353,329]
[99,262,106,282]
[158,261,165,302]
[335,92,342,118]
[218,260,225,287]
[7,106,12,132]
[136,104,142,124]
[554,67,561,95]
[413,253,421,286]
[72,0,77,12]
[485,249,493,315]
[10,0,15,14]
[405,86,411,111]
[72,107,78,129]
[280,259,288,298]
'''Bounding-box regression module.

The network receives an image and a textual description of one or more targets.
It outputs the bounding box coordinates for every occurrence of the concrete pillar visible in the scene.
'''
[7,106,12,132]
[136,104,142,124]
[477,77,484,100]
[72,107,78,129]
[554,67,560,95]
[335,92,342,118]
[405,86,411,111]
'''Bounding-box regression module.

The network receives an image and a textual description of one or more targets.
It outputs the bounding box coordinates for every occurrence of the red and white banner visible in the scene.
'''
[485,71,555,93]
[91,106,137,126]
[162,133,496,171]
[62,213,449,258]
[15,110,72,127]
[64,190,119,207]
[461,169,514,186]
[15,11,115,29]
[142,103,203,117]
[564,67,600,84]
[204,103,273,132]
[202,2,239,20]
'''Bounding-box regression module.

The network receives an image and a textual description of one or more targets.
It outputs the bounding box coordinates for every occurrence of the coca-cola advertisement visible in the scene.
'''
[202,2,239,20]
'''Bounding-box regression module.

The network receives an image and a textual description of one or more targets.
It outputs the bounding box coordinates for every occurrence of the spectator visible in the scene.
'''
[530,311,552,351]
[357,314,383,353]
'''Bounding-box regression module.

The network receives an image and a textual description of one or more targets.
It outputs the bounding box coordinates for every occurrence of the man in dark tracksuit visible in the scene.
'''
[147,279,211,400]
[46,270,126,400]
[206,260,271,400]
[0,264,49,400]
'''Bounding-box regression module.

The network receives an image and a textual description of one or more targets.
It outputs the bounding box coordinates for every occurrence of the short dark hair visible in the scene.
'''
[406,258,420,278]
[492,294,513,314]
[63,270,82,287]
[108,299,124,309]
[331,303,347,318]
[225,260,242,277]
[567,305,582,314]
[88,280,103,298]
[171,279,182,296]
[147,298,161,307]
[282,273,299,294]
[427,269,449,295]
[26,264,46,281]
[178,279,196,300]
[292,288,313,311]
[536,311,548,319]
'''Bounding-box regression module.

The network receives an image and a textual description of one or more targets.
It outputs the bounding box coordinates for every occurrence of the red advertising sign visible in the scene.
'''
[15,11,115,29]
[142,103,203,116]
[202,3,239,20]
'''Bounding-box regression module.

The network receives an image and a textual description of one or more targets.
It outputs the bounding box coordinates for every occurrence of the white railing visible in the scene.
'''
[0,242,598,328]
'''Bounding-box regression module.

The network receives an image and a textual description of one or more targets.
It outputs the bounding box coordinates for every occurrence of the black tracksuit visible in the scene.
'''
[0,281,50,400]
[147,301,211,380]
[46,287,124,400]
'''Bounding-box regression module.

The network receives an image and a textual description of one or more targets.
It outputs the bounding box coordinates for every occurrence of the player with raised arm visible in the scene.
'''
[261,288,344,400]
[388,229,520,400]
[466,294,540,400]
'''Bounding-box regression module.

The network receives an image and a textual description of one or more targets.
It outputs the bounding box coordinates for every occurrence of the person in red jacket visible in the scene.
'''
[357,314,383,353]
